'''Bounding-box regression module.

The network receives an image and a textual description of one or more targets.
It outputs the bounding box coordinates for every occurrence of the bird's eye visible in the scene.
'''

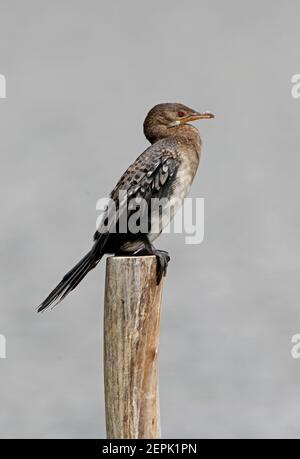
[177,111,185,117]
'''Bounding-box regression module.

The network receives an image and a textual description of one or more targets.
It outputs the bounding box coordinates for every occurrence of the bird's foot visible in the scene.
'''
[131,241,170,284]
[153,249,170,285]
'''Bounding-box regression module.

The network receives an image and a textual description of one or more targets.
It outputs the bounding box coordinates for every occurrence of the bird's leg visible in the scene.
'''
[134,236,170,285]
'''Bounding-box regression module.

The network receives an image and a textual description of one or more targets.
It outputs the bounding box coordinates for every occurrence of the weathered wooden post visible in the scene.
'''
[104,255,162,439]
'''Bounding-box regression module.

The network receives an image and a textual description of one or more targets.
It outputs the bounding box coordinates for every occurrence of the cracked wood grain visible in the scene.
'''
[104,255,162,439]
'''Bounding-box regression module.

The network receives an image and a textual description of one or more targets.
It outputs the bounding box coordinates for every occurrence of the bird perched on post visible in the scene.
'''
[38,103,214,312]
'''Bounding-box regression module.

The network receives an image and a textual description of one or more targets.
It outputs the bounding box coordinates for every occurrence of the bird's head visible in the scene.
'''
[143,103,214,144]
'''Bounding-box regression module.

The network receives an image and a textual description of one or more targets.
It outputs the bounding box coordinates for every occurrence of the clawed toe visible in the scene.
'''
[154,250,170,285]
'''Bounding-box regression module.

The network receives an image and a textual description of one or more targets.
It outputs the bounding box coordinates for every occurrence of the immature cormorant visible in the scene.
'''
[38,103,214,311]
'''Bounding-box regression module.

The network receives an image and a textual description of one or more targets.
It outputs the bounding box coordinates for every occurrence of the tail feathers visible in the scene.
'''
[37,247,101,312]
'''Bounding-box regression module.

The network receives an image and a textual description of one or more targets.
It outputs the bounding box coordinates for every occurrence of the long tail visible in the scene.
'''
[37,245,102,312]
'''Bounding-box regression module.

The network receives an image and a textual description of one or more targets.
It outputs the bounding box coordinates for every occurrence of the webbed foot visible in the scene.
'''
[153,249,170,284]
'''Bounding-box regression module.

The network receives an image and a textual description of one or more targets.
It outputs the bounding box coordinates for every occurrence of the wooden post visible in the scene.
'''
[104,255,162,439]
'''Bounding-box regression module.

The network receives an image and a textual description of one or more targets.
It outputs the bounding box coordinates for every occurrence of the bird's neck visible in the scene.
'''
[146,123,202,152]
[173,124,202,153]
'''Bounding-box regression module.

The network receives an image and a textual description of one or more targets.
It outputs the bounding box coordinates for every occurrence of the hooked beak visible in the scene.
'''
[180,111,215,123]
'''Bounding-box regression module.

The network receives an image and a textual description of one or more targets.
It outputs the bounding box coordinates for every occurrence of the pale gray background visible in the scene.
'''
[0,0,300,439]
